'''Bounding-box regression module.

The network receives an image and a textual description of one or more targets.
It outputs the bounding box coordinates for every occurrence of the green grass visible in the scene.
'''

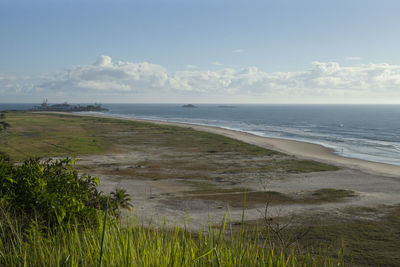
[281,160,340,173]
[0,112,339,176]
[0,112,106,160]
[221,159,339,174]
[237,204,400,267]
[0,210,343,266]
[297,205,400,266]
[178,183,357,207]
[0,112,280,161]
[311,188,357,201]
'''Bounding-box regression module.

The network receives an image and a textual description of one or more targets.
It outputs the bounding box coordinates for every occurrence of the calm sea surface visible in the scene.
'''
[1,103,400,166]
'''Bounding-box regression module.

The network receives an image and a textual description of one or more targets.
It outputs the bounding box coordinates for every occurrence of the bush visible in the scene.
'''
[0,155,127,227]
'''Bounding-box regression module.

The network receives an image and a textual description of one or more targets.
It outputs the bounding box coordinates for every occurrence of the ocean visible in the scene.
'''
[1,103,400,166]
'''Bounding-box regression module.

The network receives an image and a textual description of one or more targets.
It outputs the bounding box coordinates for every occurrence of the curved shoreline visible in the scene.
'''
[53,112,400,178]
[131,118,400,177]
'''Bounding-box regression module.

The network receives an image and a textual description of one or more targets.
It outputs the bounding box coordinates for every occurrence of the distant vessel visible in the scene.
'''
[33,99,108,112]
[182,104,196,108]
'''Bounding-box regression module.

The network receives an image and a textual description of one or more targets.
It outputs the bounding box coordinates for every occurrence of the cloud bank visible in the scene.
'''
[1,55,400,103]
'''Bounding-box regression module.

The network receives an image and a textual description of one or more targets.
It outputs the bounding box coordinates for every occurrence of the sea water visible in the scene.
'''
[1,103,400,166]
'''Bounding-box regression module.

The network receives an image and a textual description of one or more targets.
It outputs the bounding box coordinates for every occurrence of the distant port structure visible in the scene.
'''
[33,99,108,112]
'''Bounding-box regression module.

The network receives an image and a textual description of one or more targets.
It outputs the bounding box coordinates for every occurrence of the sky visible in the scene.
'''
[1,0,400,104]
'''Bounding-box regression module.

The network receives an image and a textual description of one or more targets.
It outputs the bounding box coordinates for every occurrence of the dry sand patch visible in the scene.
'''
[75,149,400,229]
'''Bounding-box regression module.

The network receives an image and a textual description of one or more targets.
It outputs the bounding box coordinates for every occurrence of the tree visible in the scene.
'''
[0,112,10,145]
[110,187,133,216]
[0,112,9,129]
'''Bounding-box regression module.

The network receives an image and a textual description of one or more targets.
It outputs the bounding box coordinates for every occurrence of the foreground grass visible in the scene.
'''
[240,204,400,267]
[0,211,342,267]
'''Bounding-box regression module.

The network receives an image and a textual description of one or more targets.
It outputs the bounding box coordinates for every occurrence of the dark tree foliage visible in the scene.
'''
[0,155,131,227]
[0,121,9,131]
[0,112,9,131]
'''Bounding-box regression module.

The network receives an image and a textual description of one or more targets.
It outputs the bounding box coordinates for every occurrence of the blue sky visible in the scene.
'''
[1,0,400,103]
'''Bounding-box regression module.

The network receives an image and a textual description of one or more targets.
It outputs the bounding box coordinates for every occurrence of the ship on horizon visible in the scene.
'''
[32,99,108,112]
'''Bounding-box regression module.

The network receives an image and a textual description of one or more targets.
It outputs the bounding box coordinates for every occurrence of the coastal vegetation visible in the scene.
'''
[179,185,356,208]
[0,111,337,171]
[1,154,398,266]
[0,207,344,266]
[0,155,131,227]
[0,144,342,266]
[0,111,399,265]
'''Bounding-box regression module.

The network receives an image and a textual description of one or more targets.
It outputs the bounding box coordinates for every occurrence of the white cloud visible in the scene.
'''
[233,49,243,53]
[95,55,113,66]
[1,55,400,103]
[210,61,223,66]
[344,56,361,61]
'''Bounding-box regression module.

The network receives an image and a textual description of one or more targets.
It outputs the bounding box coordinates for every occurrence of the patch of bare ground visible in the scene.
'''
[62,115,400,233]
[74,141,400,234]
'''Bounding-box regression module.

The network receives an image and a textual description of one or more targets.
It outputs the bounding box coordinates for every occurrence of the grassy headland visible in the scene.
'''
[1,111,399,266]
[0,111,337,177]
[0,112,342,207]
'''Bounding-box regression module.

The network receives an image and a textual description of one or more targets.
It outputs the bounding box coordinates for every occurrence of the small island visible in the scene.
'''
[182,104,196,108]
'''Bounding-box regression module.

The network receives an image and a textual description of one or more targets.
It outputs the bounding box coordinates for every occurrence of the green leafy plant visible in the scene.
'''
[0,155,131,227]
[110,187,132,216]
[0,112,10,146]
[0,112,9,131]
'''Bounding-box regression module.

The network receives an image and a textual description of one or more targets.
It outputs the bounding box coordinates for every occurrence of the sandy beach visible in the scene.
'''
[84,114,400,178]
[132,118,400,177]
[52,111,400,177]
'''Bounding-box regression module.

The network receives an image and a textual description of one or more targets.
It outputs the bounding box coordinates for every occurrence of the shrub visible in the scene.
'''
[0,155,128,227]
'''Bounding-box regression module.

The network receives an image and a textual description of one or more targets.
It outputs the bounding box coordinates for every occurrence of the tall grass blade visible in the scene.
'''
[99,207,108,267]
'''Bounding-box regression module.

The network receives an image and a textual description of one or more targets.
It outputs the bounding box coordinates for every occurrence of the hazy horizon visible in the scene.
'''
[2,102,400,106]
